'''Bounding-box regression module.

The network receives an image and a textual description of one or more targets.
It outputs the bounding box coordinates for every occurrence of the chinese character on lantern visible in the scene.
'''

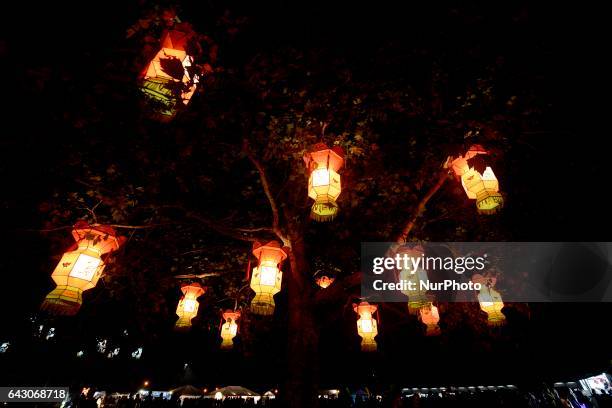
[139,30,200,121]
[419,302,441,336]
[250,241,288,315]
[303,143,345,222]
[220,310,240,349]
[175,283,205,329]
[472,274,505,326]
[41,221,124,315]
[397,246,430,314]
[446,144,503,214]
[353,302,378,352]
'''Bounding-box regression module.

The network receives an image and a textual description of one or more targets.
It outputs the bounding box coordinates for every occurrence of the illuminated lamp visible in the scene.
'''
[316,275,335,289]
[353,302,378,352]
[448,144,503,214]
[139,30,200,120]
[175,283,205,329]
[397,246,430,314]
[303,143,345,221]
[477,286,505,327]
[419,302,441,336]
[220,310,240,349]
[41,221,123,315]
[249,241,288,315]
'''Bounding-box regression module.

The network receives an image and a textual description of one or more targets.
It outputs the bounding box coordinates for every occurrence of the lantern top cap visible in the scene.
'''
[181,282,206,296]
[471,274,497,287]
[160,29,192,51]
[252,240,288,260]
[72,221,124,251]
[222,310,241,320]
[303,143,345,170]
[353,301,377,314]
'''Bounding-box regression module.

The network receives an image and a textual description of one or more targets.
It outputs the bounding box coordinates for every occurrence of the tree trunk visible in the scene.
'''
[283,211,319,408]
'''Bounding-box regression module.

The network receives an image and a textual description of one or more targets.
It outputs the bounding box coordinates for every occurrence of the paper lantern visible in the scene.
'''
[316,275,335,289]
[139,30,200,120]
[478,286,505,327]
[397,246,430,314]
[419,303,441,336]
[175,283,205,329]
[303,143,345,221]
[249,241,287,315]
[448,145,503,214]
[41,221,123,315]
[353,302,378,352]
[220,310,240,349]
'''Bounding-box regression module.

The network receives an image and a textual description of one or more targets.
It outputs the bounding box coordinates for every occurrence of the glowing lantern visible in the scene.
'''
[139,30,200,120]
[397,246,430,314]
[41,221,123,315]
[353,302,378,352]
[220,310,240,349]
[250,241,287,315]
[419,303,441,336]
[478,286,505,326]
[175,283,205,329]
[303,143,345,221]
[447,144,503,214]
[316,275,335,289]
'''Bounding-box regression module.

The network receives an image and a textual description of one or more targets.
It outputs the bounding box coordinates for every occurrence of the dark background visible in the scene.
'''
[1,0,610,394]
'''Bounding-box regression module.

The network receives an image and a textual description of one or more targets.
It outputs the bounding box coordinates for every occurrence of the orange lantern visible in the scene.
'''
[353,302,378,352]
[220,310,240,349]
[140,30,200,120]
[477,286,505,327]
[249,241,287,315]
[303,143,345,221]
[397,246,430,314]
[447,145,503,214]
[41,222,123,315]
[419,302,441,336]
[175,283,205,329]
[316,275,335,289]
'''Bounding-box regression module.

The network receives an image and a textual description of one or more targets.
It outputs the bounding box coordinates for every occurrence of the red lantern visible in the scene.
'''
[220,310,241,349]
[140,30,200,120]
[447,145,503,214]
[176,283,205,329]
[419,303,441,336]
[303,143,345,221]
[41,221,124,315]
[353,302,378,352]
[316,275,335,289]
[249,241,288,315]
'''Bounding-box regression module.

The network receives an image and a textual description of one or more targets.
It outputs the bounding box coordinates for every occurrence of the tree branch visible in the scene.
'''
[185,211,273,243]
[242,139,291,247]
[396,169,450,244]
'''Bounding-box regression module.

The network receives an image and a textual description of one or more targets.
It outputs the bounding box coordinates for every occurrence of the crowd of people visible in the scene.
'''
[65,386,612,408]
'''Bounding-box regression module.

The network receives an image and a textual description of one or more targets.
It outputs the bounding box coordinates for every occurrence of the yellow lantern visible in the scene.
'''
[175,283,205,329]
[353,302,378,352]
[397,246,430,314]
[477,286,505,327]
[249,241,287,315]
[41,222,123,315]
[303,143,345,221]
[419,302,441,336]
[220,310,240,349]
[140,30,200,120]
[448,145,503,214]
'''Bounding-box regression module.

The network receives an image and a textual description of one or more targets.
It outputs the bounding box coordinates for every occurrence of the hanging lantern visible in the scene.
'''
[477,286,505,327]
[41,221,123,315]
[397,246,430,314]
[139,30,200,121]
[175,283,205,329]
[220,310,241,350]
[249,241,288,315]
[353,302,378,352]
[316,275,335,289]
[419,302,441,336]
[447,144,503,214]
[303,143,345,222]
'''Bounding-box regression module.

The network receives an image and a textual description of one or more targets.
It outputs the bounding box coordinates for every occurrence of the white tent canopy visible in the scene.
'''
[205,386,260,399]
